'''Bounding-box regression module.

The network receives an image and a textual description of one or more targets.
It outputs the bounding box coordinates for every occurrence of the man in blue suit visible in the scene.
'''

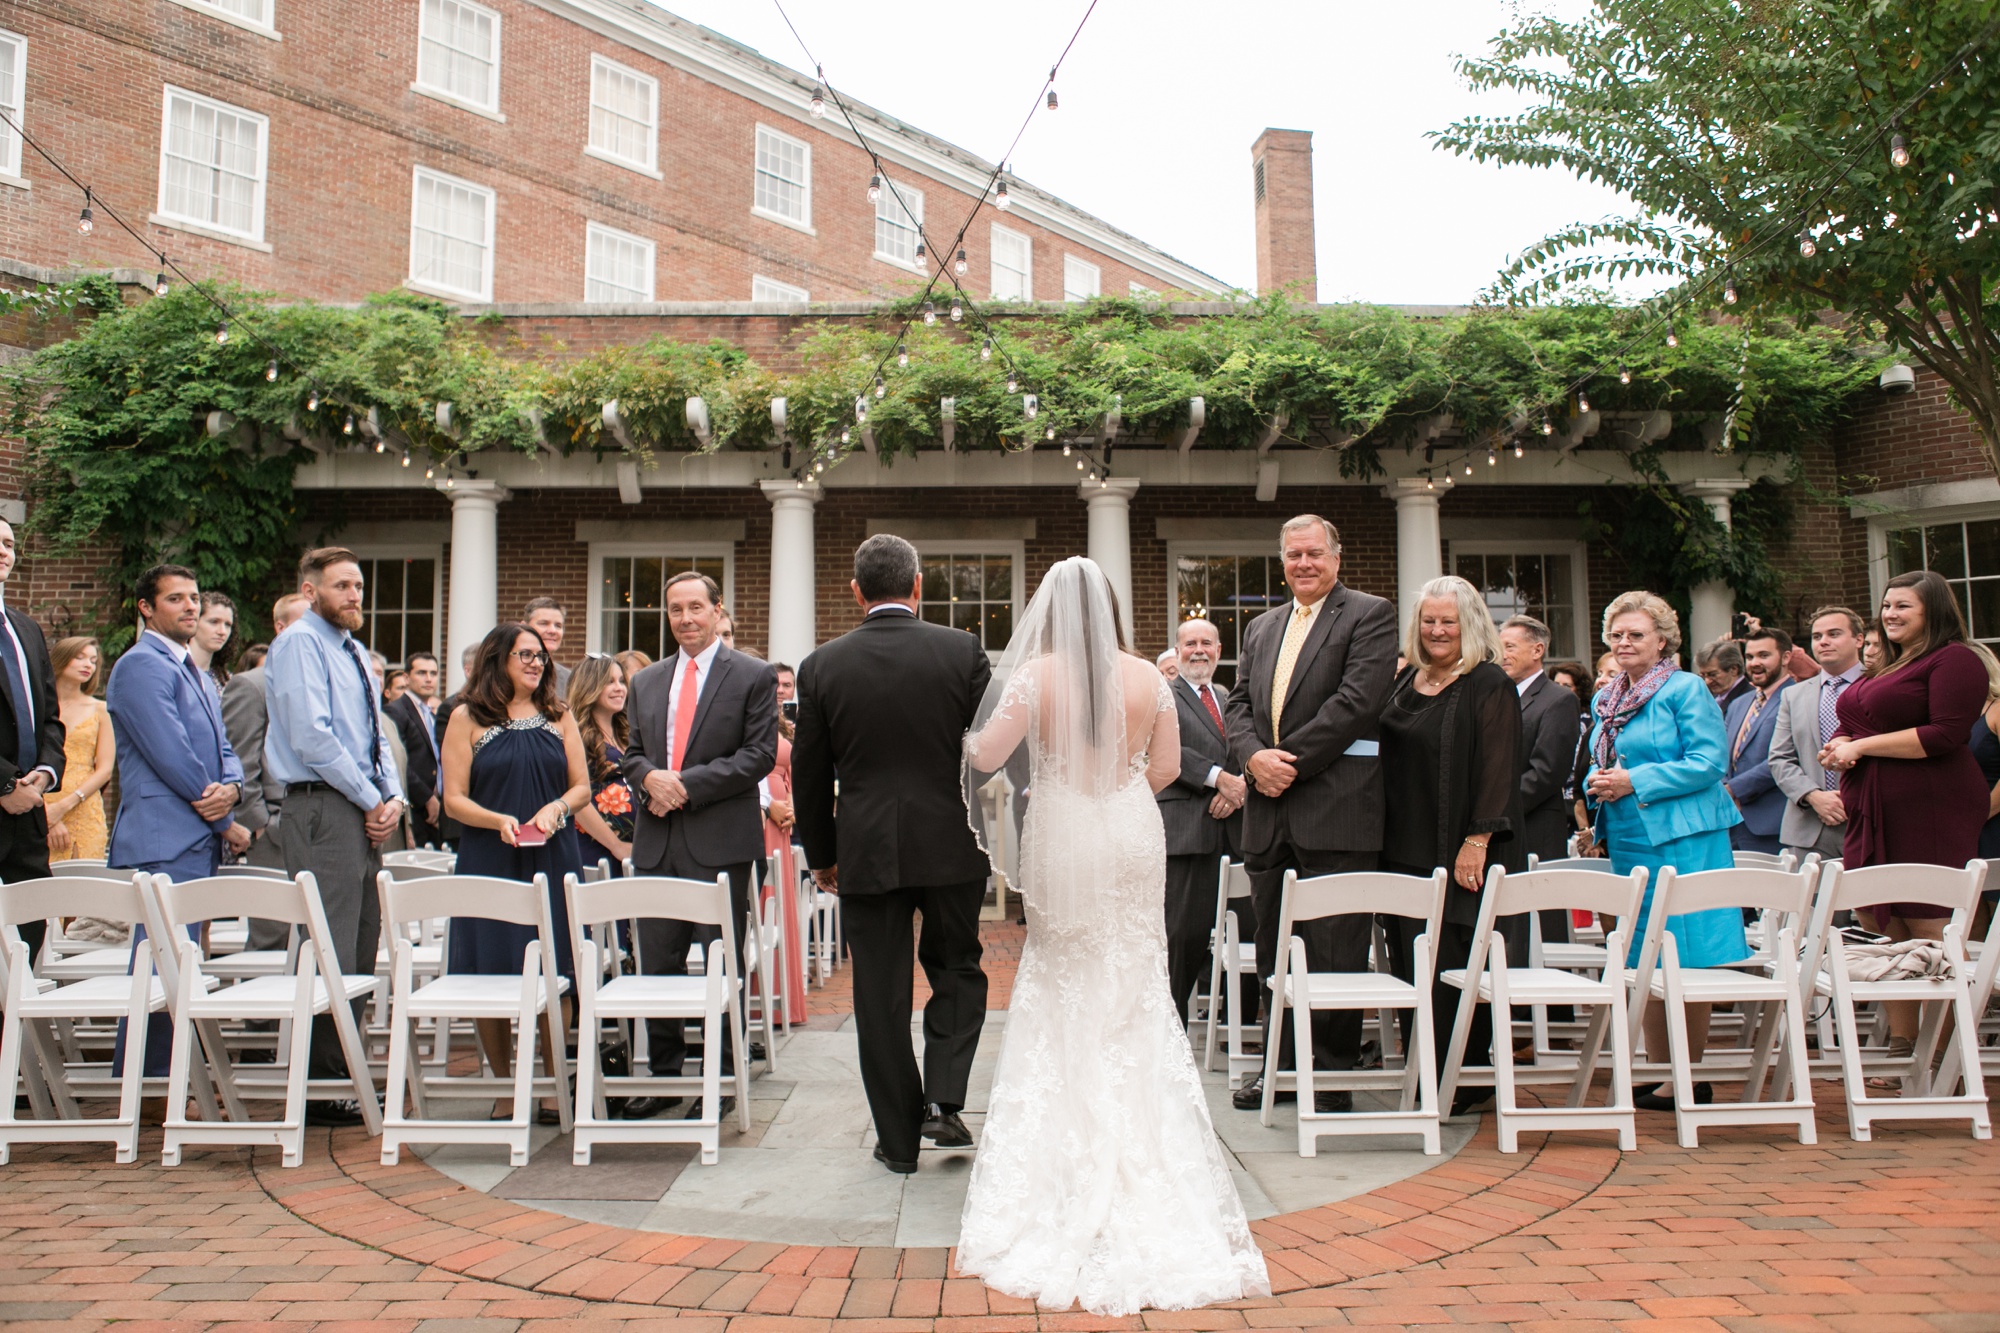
[1722,625,1796,856]
[108,564,249,1074]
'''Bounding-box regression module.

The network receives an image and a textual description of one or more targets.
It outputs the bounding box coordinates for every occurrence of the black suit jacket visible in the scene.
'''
[0,606,64,853]
[384,693,440,814]
[622,643,777,869]
[1158,675,1241,858]
[1224,583,1398,855]
[1516,672,1582,863]
[793,610,993,894]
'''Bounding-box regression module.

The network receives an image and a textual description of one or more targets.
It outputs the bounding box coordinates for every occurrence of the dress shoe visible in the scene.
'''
[1632,1082,1711,1112]
[873,1143,918,1174]
[305,1099,364,1127]
[684,1096,735,1121]
[1232,1075,1293,1110]
[1313,1089,1353,1114]
[620,1096,683,1121]
[921,1103,973,1148]
[1450,1089,1495,1118]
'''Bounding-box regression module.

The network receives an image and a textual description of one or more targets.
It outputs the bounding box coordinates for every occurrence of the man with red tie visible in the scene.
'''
[1158,618,1250,1027]
[620,570,777,1119]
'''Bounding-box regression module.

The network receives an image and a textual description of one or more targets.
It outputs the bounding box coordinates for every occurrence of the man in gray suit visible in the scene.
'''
[1158,618,1247,1027]
[1224,514,1397,1112]
[1769,605,1866,862]
[225,593,307,951]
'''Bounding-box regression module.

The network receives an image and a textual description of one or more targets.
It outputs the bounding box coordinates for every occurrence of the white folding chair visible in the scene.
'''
[384,849,456,869]
[1732,850,1788,869]
[1439,865,1647,1152]
[154,873,382,1167]
[1201,857,1262,1085]
[1625,863,1819,1147]
[800,847,841,983]
[1803,860,1991,1141]
[0,873,164,1163]
[377,871,572,1167]
[49,858,110,875]
[1259,868,1446,1155]
[1937,890,2000,1089]
[566,872,750,1165]
[760,849,796,1038]
[742,858,786,1059]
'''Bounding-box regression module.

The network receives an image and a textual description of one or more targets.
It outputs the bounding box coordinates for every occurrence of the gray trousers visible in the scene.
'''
[279,788,381,1078]
[245,813,292,952]
[1785,819,1847,864]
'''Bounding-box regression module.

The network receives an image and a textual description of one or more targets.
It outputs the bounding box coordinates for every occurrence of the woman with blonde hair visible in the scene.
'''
[1584,590,1745,1111]
[44,635,114,861]
[1377,575,1526,1109]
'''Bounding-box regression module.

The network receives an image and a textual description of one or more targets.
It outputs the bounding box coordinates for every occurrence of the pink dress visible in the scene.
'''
[764,734,808,1024]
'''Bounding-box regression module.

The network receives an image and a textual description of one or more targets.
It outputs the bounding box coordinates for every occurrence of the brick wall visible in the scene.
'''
[1251,129,1315,299]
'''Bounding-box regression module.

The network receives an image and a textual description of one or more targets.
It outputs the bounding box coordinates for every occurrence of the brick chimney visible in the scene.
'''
[1252,128,1317,300]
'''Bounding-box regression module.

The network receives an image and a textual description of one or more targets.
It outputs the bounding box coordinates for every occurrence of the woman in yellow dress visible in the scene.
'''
[44,635,114,861]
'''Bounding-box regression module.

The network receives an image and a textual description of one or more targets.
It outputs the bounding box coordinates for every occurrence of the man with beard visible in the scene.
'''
[1723,625,1796,856]
[1157,618,1249,1027]
[263,547,403,1126]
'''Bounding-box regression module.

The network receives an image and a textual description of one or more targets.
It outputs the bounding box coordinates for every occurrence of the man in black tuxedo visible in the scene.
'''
[794,534,993,1175]
[620,570,777,1118]
[0,521,65,962]
[1158,617,1249,1026]
[1501,615,1584,1021]
[1224,515,1397,1113]
[384,650,443,848]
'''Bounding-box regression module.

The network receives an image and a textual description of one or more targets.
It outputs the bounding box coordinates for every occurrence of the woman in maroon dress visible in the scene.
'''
[1821,569,1992,1062]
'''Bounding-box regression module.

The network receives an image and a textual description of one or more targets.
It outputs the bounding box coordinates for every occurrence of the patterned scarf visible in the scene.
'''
[1593,658,1678,772]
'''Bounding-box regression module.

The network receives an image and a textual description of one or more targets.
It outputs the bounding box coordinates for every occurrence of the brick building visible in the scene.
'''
[1,4,1994,688]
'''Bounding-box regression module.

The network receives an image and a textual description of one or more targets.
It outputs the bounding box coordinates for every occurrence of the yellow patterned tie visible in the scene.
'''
[1269,603,1313,745]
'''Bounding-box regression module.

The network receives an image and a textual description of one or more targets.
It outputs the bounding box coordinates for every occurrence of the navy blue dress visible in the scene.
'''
[1970,713,2000,864]
[447,715,583,980]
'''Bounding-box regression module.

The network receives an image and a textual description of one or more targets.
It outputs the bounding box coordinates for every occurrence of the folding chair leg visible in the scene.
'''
[161,988,195,1168]
[1951,979,1993,1140]
[279,1013,313,1169]
[1489,967,1521,1153]
[383,1007,412,1165]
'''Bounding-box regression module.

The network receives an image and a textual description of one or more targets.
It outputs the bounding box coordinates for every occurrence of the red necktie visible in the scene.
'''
[1200,684,1225,732]
[670,659,700,771]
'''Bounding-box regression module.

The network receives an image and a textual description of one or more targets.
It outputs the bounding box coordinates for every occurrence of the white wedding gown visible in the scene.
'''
[957,657,1270,1315]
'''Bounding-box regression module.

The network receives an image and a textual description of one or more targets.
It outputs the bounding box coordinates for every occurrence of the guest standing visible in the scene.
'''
[264,548,403,1125]
[567,654,634,873]
[762,660,807,1026]
[43,636,113,862]
[441,623,589,1114]
[524,597,573,698]
[1224,514,1397,1114]
[1696,638,1752,711]
[1820,570,1991,1062]
[1722,626,1796,855]
[1501,615,1584,981]
[1769,606,1867,863]
[368,651,412,853]
[614,648,653,681]
[190,591,238,692]
[385,651,444,848]
[1379,577,1525,1104]
[0,520,67,968]
[223,595,308,953]
[1583,592,1746,1111]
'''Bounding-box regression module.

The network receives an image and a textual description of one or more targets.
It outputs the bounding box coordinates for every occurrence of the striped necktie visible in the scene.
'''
[1819,674,1849,790]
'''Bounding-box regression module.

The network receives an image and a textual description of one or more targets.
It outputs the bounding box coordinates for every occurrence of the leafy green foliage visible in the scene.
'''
[1433,0,2000,469]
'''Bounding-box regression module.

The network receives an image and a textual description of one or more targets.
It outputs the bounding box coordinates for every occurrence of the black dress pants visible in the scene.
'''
[840,879,987,1165]
[1378,898,1530,1075]
[634,818,751,1077]
[1244,840,1376,1072]
[0,809,51,965]
[1164,852,1258,1028]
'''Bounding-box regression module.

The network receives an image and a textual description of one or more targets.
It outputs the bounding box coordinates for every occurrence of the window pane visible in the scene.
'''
[1926,523,1966,579]
[1455,552,1483,585]
[374,559,405,608]
[983,556,1011,602]
[1970,580,2000,642]
[1545,554,1572,605]
[630,611,662,658]
[952,602,980,633]
[633,557,663,609]
[407,560,436,609]
[1885,526,1924,576]
[922,604,950,626]
[406,613,434,657]
[921,556,949,600]
[951,557,981,604]
[1967,521,2000,578]
[985,602,1012,650]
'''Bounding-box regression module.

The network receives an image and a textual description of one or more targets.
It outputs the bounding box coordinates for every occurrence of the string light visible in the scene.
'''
[1513,442,1524,458]
[955,248,968,276]
[342,412,355,436]
[1463,460,1473,476]
[1045,425,1055,440]
[1425,475,1435,491]
[922,300,937,325]
[810,67,826,119]
[265,359,278,382]
[896,342,908,367]
[307,390,319,412]
[949,298,962,322]
[854,395,868,422]
[1666,329,1680,348]
[1047,89,1059,111]
[214,322,228,345]
[980,337,993,361]
[153,269,169,297]
[1539,415,1554,436]
[1890,126,1910,169]
[1076,458,1085,470]
[1487,447,1498,466]
[1023,393,1039,419]
[1006,373,1018,393]
[1619,367,1632,385]
[76,189,93,235]
[400,451,412,468]
[1723,280,1738,305]
[840,427,851,444]
[1061,442,1072,456]
[867,174,882,203]
[995,178,1010,210]
[1577,392,1591,413]
[914,240,926,264]
[874,374,886,399]
[374,438,386,454]
[1798,229,1817,258]
[424,463,435,479]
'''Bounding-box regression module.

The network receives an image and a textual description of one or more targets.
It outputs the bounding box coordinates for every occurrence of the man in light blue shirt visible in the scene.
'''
[263,546,403,1124]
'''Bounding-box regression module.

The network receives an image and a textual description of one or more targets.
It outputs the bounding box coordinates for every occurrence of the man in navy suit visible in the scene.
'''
[1723,625,1796,855]
[107,564,248,1073]
[0,520,68,964]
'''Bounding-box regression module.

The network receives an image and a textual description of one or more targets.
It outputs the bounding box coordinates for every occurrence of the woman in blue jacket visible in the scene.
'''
[1585,590,1746,1110]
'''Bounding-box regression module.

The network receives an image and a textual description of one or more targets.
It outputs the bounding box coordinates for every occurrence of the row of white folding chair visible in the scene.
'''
[1199,857,1263,1087]
[795,845,842,985]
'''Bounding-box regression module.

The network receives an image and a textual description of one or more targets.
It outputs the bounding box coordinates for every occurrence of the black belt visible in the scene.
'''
[286,780,338,793]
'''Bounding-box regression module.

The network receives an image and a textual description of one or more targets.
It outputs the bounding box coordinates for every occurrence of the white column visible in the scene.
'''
[1386,478,1443,634]
[1081,479,1140,647]
[760,478,821,666]
[439,479,509,692]
[1681,480,1752,655]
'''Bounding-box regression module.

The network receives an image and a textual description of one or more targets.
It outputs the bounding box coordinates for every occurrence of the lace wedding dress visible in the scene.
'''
[958,558,1269,1316]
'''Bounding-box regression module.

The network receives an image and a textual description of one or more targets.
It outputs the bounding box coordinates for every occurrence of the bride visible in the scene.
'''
[957,556,1270,1315]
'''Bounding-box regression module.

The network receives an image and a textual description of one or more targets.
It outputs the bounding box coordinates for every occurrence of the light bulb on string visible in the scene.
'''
[1046,68,1058,111]
[265,359,279,382]
[1425,474,1435,491]
[1666,329,1680,348]
[1577,392,1590,414]
[995,178,1010,210]
[1463,460,1473,477]
[914,240,926,265]
[1539,416,1554,436]
[1799,230,1817,258]
[1044,426,1055,440]
[896,343,908,367]
[874,374,886,399]
[154,271,169,297]
[1513,442,1524,458]
[374,439,385,454]
[400,451,411,468]
[814,459,825,473]
[1487,447,1498,467]
[1723,281,1738,305]
[854,396,868,423]
[424,464,435,480]
[307,390,319,412]
[77,190,93,235]
[1047,88,1059,111]
[867,174,882,203]
[949,298,962,322]
[1062,442,1071,456]
[980,337,993,361]
[922,300,937,325]
[1005,374,1018,394]
[810,67,826,119]
[1023,393,1039,419]
[955,249,968,277]
[342,412,355,436]
[841,427,851,444]
[1076,458,1084,471]
[1890,129,1910,169]
[1619,367,1632,385]
[214,323,229,345]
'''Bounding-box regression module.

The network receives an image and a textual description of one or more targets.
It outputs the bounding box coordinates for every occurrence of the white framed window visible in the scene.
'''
[168,0,278,36]
[349,549,443,665]
[408,166,495,301]
[1063,254,1101,302]
[751,275,809,304]
[416,0,501,116]
[1129,281,1157,298]
[1877,511,2000,644]
[1449,541,1591,659]
[990,224,1031,300]
[915,542,1024,661]
[1168,545,1291,687]
[588,55,657,174]
[752,124,811,229]
[155,86,268,242]
[591,545,735,657]
[0,30,25,183]
[874,178,924,269]
[584,222,653,303]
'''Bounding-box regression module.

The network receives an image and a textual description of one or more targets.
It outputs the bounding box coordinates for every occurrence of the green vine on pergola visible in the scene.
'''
[4,282,1885,642]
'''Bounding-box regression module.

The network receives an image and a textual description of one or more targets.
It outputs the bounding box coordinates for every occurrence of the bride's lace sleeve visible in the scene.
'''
[1144,669,1181,794]
[966,664,1035,773]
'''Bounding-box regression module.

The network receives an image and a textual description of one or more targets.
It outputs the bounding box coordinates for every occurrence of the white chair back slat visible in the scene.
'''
[49,858,111,876]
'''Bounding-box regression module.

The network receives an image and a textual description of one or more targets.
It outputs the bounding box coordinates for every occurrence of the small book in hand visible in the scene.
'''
[513,823,548,847]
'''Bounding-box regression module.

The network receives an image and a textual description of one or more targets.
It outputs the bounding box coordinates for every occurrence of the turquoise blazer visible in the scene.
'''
[1585,670,1743,846]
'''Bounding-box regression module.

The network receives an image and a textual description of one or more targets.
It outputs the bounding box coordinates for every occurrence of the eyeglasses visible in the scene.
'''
[1603,631,1655,644]
[511,649,550,665]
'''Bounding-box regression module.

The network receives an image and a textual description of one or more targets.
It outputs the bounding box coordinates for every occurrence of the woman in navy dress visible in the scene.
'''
[441,622,590,1114]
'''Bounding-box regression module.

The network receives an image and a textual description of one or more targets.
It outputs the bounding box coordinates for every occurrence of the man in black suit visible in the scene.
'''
[384,650,443,848]
[794,534,993,1175]
[0,521,65,962]
[1158,617,1249,1026]
[620,571,777,1118]
[1501,615,1584,1004]
[1224,515,1397,1113]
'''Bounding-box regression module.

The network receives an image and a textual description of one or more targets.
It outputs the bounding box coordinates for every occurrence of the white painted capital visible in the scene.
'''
[436,478,511,510]
[1384,476,1443,511]
[759,477,824,509]
[1079,477,1141,506]
[1679,478,1752,527]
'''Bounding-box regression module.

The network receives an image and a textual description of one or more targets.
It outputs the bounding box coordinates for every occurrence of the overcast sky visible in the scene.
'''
[651,0,1646,303]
